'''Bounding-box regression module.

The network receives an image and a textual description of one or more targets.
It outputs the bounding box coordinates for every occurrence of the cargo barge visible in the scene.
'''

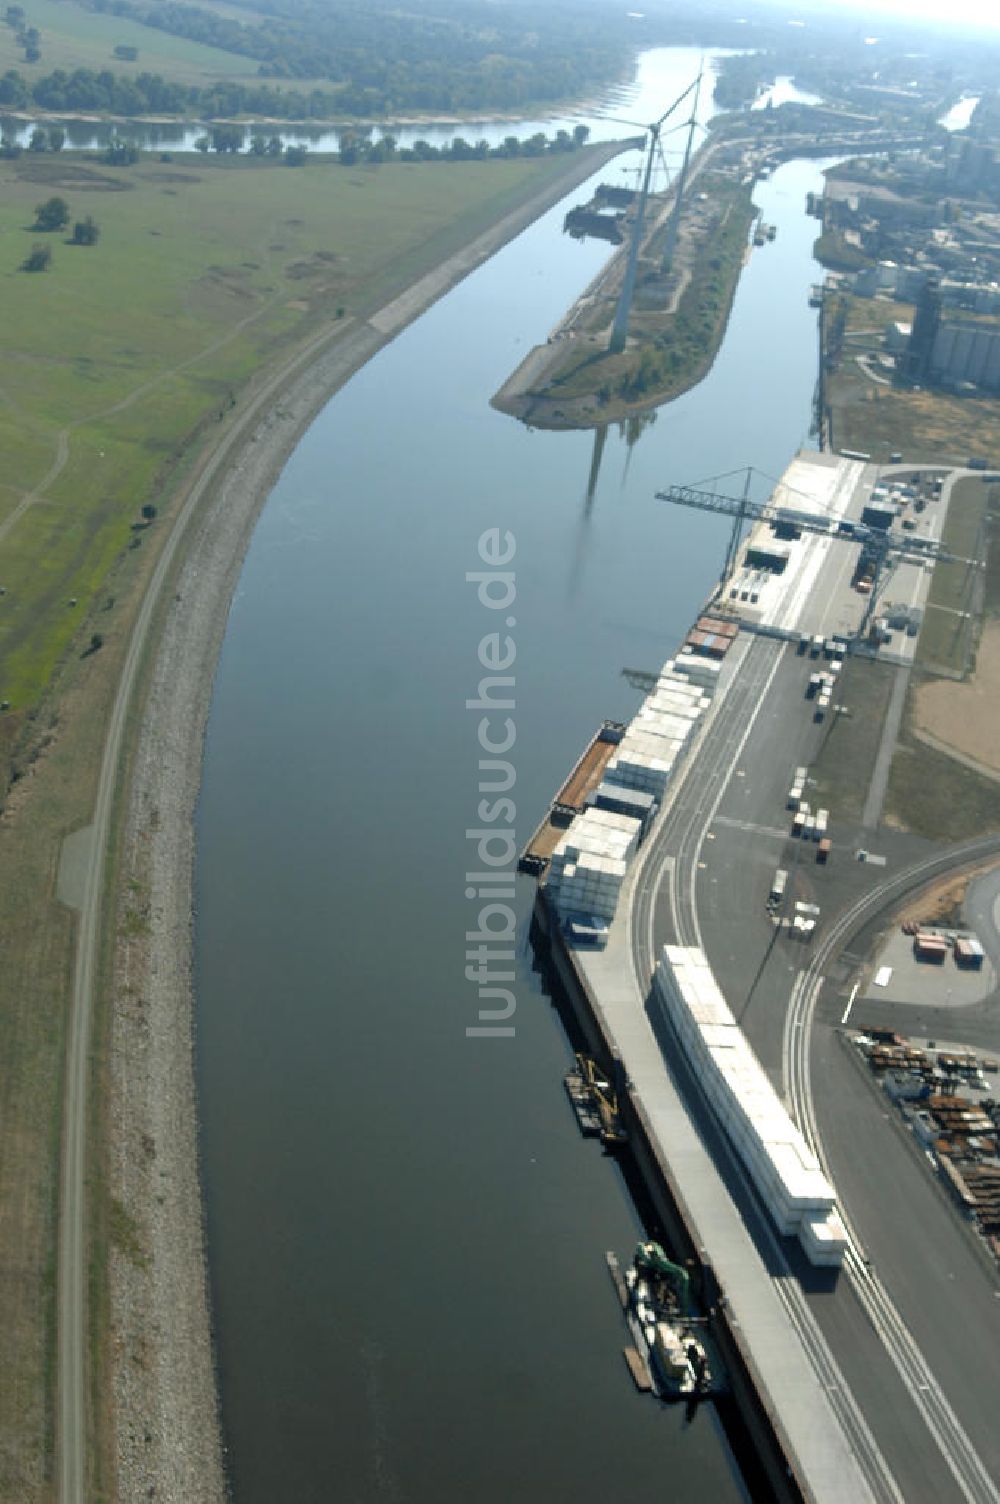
[518,720,625,875]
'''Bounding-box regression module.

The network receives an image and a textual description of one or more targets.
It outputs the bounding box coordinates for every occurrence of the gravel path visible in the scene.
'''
[105,143,626,1501]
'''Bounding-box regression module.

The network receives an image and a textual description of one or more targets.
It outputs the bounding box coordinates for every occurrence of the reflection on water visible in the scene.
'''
[7,46,729,157]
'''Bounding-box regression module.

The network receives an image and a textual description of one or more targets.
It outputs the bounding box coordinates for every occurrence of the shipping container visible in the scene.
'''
[914,933,948,962]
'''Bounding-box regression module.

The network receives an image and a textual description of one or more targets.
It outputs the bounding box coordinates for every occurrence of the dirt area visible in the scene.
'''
[897,871,975,929]
[913,619,1000,776]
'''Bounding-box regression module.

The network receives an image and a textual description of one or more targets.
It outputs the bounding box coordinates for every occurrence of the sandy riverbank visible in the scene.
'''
[105,139,627,1501]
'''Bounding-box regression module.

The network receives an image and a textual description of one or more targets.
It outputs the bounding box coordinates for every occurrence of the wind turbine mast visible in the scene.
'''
[660,66,703,275]
[607,74,699,356]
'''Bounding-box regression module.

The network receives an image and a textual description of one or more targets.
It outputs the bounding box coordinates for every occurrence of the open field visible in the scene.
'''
[0,149,585,724]
[884,703,1000,842]
[0,142,607,1502]
[843,295,913,335]
[0,0,260,85]
[825,294,1000,465]
[884,481,1000,841]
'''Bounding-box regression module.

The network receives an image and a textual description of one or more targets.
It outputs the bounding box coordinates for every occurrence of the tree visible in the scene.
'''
[32,195,69,230]
[284,143,307,165]
[28,125,46,151]
[71,215,99,245]
[572,123,590,146]
[47,125,64,151]
[104,137,138,165]
[249,133,267,155]
[210,124,243,153]
[194,133,210,153]
[22,242,51,271]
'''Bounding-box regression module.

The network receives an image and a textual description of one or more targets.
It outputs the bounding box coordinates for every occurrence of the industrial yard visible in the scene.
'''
[528,449,1000,1504]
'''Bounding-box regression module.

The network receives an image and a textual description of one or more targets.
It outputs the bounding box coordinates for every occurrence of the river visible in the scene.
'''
[192,49,844,1504]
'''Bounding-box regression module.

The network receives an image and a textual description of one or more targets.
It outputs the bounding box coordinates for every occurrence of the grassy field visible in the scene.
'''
[0,0,261,85]
[843,295,914,335]
[0,149,577,726]
[884,702,1000,841]
[811,655,897,821]
[0,143,591,1502]
[916,475,989,675]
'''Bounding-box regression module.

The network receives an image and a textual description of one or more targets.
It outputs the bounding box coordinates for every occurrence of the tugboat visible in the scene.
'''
[609,1242,714,1399]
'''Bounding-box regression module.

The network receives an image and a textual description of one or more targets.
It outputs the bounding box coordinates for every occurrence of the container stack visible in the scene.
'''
[604,659,713,798]
[653,945,846,1267]
[590,781,657,835]
[547,809,643,922]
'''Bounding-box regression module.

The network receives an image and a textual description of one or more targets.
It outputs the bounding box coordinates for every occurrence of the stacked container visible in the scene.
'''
[547,809,643,922]
[653,945,846,1267]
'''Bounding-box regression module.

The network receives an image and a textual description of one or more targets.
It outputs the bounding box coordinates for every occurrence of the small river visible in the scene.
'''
[192,45,850,1504]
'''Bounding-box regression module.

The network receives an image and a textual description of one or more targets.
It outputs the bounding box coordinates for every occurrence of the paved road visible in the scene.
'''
[966,864,1000,970]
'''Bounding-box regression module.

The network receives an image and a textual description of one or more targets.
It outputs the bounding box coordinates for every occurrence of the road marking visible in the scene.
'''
[841,982,860,1026]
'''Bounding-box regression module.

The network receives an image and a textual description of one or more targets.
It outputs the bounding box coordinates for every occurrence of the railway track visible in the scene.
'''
[628,634,1000,1503]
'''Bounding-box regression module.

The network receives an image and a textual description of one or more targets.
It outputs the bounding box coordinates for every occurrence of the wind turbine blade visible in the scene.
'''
[654,74,699,130]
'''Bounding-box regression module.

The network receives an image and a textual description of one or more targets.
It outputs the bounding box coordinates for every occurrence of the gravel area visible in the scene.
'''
[105,144,625,1502]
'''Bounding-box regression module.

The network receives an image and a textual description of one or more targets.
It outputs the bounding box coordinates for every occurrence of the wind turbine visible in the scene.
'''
[602,74,701,355]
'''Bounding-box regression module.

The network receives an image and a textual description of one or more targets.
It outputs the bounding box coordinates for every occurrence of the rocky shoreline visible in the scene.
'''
[104,140,627,1501]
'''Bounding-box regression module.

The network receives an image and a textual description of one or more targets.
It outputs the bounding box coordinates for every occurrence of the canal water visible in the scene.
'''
[192,57,841,1504]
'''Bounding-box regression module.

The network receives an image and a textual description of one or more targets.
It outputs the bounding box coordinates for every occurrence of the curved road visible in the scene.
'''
[786,834,1000,1504]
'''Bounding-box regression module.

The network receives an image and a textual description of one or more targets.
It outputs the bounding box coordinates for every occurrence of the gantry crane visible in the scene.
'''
[654,467,976,642]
